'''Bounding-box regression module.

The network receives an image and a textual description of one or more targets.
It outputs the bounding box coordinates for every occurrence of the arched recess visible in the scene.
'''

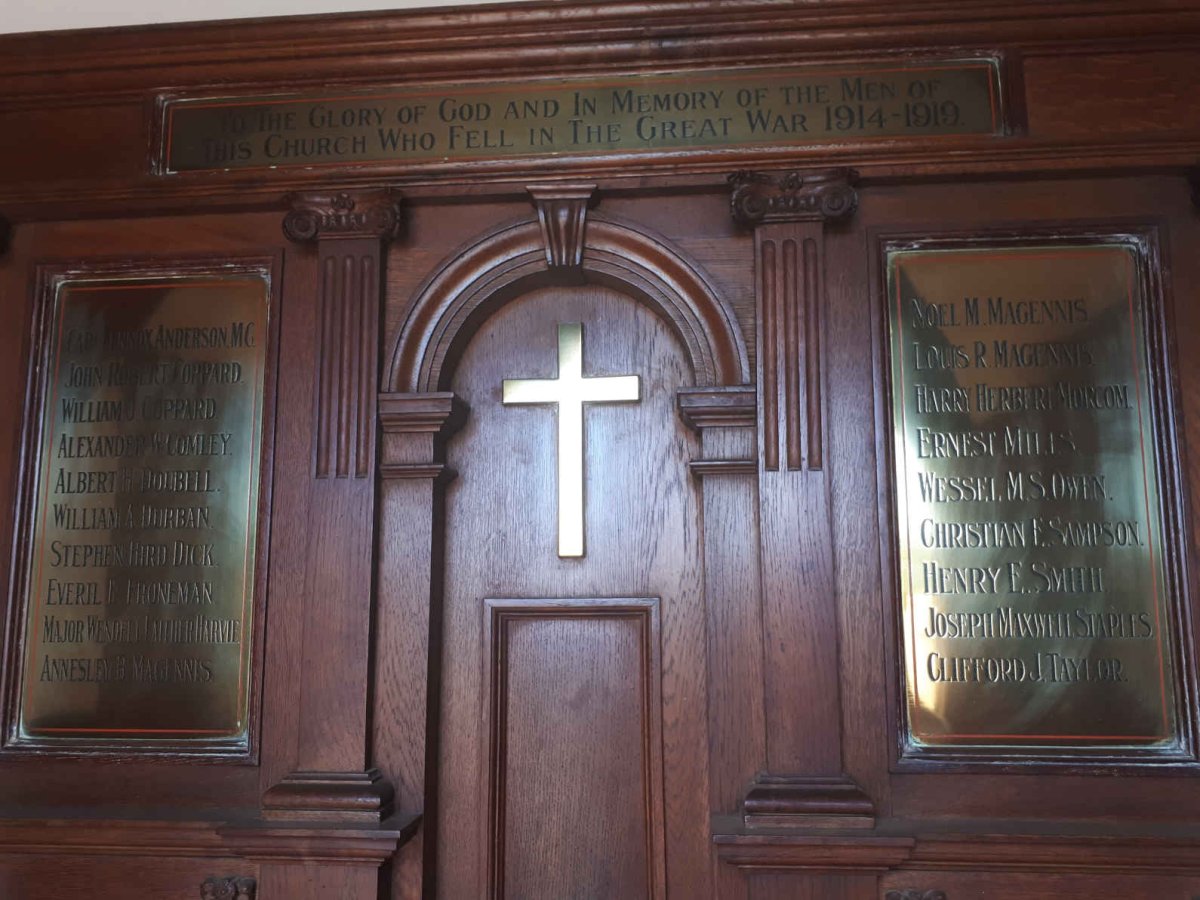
[373,207,754,899]
[385,212,750,392]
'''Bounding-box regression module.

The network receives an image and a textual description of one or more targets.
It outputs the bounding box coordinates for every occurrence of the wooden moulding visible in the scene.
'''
[741,775,876,830]
[713,821,1200,875]
[377,391,467,481]
[221,813,419,864]
[260,769,394,824]
[677,385,757,432]
[0,812,416,866]
[385,211,749,393]
[677,385,758,476]
[14,3,1200,218]
[0,1,1193,101]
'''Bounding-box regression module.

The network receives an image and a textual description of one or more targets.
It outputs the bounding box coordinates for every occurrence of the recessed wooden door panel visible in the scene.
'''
[484,599,662,899]
[436,284,708,899]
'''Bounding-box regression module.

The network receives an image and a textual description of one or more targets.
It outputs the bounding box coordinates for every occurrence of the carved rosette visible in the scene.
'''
[200,876,256,900]
[729,169,858,227]
[282,189,402,243]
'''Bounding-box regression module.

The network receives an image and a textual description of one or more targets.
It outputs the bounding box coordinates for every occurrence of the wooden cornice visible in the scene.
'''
[1,1,1200,100]
[1,0,1200,218]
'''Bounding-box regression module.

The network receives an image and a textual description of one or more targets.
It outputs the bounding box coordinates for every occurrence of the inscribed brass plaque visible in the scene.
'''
[887,240,1181,755]
[13,274,268,752]
[159,58,1002,173]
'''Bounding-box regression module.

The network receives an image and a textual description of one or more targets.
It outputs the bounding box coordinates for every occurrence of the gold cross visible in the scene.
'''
[502,322,640,557]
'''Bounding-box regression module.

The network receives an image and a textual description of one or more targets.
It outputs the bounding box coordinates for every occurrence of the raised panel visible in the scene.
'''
[484,599,664,900]
[432,282,710,898]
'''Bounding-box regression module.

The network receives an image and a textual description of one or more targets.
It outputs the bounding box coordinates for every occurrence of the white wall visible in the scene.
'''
[2,0,515,35]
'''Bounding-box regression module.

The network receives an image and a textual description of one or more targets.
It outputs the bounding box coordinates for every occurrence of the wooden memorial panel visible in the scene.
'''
[885,233,1193,762]
[5,264,271,756]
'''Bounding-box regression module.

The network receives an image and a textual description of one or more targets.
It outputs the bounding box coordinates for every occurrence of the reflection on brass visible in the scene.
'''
[161,58,1002,174]
[887,240,1180,754]
[15,275,269,751]
[503,323,640,558]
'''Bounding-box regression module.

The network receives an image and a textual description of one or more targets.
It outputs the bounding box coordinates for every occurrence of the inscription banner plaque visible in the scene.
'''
[887,237,1187,759]
[159,58,1003,174]
[9,270,269,753]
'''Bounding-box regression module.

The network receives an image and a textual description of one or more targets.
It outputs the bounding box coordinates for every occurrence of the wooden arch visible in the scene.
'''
[385,212,750,393]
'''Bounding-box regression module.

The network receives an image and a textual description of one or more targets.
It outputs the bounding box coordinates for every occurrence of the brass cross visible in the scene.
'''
[502,322,640,557]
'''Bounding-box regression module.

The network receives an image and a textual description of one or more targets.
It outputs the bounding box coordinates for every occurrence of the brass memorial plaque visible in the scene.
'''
[10,271,269,753]
[159,58,1003,174]
[887,238,1185,758]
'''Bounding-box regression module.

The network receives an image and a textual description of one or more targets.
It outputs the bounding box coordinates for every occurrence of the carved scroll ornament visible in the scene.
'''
[729,169,857,227]
[282,189,402,243]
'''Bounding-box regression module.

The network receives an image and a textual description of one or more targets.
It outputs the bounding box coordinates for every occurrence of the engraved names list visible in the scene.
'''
[888,241,1180,753]
[14,274,268,751]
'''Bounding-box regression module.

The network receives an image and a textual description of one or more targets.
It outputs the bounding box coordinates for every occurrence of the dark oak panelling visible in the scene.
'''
[432,283,711,897]
[1024,50,1200,140]
[680,387,766,814]
[262,189,402,830]
[3,2,1200,897]
[731,169,873,827]
[483,599,664,899]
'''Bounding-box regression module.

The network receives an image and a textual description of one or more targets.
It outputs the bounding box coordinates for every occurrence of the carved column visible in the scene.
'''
[263,189,402,822]
[373,391,466,897]
[677,386,768,815]
[730,170,873,828]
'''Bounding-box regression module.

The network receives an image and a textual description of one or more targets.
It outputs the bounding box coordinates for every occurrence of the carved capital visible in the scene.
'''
[200,876,256,900]
[528,184,596,269]
[379,392,468,437]
[379,391,468,480]
[729,169,857,227]
[283,189,402,243]
[677,386,756,432]
[885,892,947,900]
